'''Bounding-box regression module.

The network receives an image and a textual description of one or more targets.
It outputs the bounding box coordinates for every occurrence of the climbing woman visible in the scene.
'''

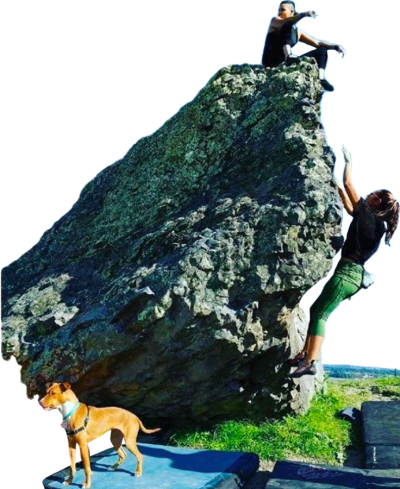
[289,146,399,377]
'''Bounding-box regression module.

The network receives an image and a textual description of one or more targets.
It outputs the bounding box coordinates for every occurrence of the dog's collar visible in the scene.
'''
[66,405,90,437]
[62,402,81,421]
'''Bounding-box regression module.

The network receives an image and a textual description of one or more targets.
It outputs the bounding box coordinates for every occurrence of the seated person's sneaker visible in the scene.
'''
[285,55,299,66]
[320,79,334,91]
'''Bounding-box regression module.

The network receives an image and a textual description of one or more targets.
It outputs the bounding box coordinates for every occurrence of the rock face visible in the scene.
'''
[2,60,342,424]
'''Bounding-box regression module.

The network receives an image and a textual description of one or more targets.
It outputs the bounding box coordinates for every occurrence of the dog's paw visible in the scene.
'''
[63,481,71,486]
[82,484,91,488]
[108,463,118,471]
[135,471,142,477]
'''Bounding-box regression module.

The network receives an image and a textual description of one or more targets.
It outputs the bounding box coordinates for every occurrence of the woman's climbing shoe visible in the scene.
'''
[289,360,317,378]
[287,351,307,367]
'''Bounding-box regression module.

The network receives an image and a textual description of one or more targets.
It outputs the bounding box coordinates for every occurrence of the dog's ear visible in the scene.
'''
[60,382,71,392]
[45,382,52,390]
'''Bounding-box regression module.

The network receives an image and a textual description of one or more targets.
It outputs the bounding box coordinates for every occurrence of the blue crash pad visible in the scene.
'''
[362,401,400,469]
[42,443,259,489]
[265,460,400,489]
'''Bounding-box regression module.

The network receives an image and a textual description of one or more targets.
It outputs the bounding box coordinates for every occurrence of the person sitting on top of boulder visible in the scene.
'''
[261,1,345,91]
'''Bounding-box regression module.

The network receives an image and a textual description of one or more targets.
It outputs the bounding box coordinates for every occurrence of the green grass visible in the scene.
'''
[169,377,400,466]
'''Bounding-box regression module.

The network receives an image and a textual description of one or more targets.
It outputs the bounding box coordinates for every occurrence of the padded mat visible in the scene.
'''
[265,460,400,489]
[43,443,259,489]
[362,401,400,469]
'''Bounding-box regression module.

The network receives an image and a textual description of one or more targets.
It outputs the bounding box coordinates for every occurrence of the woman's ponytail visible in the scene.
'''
[368,190,399,244]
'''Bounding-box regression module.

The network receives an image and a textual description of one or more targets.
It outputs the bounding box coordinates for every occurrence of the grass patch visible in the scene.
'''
[170,377,400,466]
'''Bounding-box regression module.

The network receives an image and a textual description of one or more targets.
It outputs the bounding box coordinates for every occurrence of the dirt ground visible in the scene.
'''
[243,460,274,489]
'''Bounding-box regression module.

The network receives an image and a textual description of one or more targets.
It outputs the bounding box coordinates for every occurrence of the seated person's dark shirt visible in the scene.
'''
[341,198,385,265]
[262,23,298,67]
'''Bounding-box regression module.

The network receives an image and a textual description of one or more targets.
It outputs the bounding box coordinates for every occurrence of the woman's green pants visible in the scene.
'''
[308,260,363,337]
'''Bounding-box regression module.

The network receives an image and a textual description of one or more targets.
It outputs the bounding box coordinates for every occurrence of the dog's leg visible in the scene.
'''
[124,427,143,477]
[109,429,127,470]
[79,442,92,488]
[63,438,76,486]
[126,442,143,477]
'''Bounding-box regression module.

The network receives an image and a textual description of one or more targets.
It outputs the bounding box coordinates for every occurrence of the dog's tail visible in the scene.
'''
[138,419,161,435]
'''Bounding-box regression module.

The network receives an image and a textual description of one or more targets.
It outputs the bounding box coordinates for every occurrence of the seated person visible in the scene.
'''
[261,1,345,91]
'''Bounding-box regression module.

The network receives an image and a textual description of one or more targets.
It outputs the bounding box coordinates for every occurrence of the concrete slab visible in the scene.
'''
[42,443,259,489]
[265,461,400,489]
[362,401,400,469]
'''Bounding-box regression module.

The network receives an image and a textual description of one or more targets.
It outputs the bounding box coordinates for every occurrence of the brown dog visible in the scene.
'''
[39,382,160,488]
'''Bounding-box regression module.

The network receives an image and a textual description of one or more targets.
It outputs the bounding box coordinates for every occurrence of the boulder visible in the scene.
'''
[2,60,342,424]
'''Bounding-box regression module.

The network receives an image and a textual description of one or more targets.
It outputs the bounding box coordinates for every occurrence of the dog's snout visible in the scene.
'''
[39,397,53,411]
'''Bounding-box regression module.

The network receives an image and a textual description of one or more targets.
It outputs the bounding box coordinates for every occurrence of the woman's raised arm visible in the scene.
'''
[342,146,361,208]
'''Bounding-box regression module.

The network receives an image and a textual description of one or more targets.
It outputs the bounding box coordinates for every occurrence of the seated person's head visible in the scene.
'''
[278,1,296,18]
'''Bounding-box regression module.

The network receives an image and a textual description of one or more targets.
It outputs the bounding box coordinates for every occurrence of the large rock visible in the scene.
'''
[2,60,341,424]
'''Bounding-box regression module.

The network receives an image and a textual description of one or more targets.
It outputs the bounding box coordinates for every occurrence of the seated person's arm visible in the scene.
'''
[270,11,315,30]
[298,30,346,56]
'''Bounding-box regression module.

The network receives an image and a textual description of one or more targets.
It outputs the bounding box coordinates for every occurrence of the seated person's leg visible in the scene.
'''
[300,46,334,91]
[300,46,327,69]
